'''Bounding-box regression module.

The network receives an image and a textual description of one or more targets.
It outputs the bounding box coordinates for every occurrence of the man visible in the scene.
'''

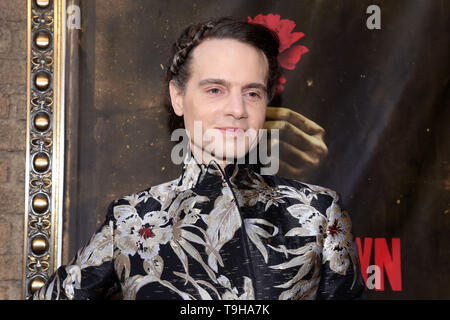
[33,17,365,300]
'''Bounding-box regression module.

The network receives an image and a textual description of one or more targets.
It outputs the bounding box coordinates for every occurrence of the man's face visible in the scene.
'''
[170,38,269,164]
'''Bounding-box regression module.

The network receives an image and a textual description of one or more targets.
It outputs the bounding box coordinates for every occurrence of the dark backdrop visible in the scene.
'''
[63,0,449,299]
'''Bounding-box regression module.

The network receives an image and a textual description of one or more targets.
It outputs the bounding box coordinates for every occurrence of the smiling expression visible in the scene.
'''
[169,38,269,166]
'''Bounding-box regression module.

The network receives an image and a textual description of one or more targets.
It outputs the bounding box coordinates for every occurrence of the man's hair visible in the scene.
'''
[163,16,281,133]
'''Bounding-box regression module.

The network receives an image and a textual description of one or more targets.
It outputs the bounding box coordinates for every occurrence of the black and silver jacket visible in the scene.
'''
[33,155,365,300]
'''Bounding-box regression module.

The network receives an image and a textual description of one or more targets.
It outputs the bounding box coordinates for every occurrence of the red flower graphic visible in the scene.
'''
[248,14,309,95]
[139,227,156,240]
[276,74,287,96]
[327,220,342,237]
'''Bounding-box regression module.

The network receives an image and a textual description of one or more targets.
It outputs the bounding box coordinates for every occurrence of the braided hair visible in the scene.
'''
[164,16,281,133]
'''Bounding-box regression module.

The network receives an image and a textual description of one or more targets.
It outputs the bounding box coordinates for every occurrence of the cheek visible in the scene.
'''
[181,96,199,130]
[182,96,216,135]
[249,106,267,130]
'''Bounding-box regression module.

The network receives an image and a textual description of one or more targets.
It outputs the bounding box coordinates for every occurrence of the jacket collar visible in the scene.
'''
[176,152,261,192]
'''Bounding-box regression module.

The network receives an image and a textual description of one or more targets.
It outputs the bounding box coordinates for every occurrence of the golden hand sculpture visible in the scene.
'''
[264,106,328,180]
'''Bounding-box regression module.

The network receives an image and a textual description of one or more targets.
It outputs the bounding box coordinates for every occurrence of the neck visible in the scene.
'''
[189,142,232,171]
[178,144,262,193]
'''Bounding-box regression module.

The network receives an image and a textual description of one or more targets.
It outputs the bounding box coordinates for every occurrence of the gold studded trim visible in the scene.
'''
[23,0,65,299]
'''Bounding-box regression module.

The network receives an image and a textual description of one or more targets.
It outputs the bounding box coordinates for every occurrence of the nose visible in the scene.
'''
[225,90,248,119]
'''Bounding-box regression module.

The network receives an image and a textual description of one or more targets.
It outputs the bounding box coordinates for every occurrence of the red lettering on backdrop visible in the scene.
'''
[375,238,402,291]
[356,237,402,291]
[356,237,373,287]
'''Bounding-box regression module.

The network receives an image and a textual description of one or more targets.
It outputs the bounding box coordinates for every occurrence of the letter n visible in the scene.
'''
[356,237,372,289]
[374,238,402,291]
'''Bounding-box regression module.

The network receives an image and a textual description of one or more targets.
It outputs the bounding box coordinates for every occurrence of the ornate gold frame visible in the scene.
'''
[23,0,65,299]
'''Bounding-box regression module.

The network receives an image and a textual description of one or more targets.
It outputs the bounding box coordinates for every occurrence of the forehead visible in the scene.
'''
[188,38,268,84]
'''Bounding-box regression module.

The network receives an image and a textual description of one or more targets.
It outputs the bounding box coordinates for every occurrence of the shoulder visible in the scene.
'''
[107,177,181,220]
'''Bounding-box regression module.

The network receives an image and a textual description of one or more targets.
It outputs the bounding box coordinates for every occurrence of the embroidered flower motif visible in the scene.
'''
[114,205,172,261]
[286,203,327,237]
[327,220,343,237]
[236,171,286,211]
[323,202,355,275]
[248,13,309,95]
[139,226,156,239]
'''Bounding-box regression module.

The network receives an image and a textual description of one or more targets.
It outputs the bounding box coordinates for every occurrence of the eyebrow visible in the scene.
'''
[198,78,267,93]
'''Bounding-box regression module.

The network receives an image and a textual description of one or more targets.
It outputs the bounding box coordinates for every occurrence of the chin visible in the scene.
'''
[201,130,260,161]
[210,141,250,161]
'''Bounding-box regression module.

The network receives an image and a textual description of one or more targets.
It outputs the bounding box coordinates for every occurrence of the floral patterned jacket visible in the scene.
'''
[33,155,365,300]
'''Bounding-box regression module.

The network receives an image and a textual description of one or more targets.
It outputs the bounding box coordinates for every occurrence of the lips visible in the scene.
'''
[216,127,245,137]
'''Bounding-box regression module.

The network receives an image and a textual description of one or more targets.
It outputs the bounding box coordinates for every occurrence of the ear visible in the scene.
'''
[169,80,184,116]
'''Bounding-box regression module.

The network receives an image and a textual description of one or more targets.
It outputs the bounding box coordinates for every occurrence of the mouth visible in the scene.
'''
[215,127,246,137]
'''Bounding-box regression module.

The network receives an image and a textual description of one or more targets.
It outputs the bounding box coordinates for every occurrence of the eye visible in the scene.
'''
[206,87,222,95]
[245,90,262,100]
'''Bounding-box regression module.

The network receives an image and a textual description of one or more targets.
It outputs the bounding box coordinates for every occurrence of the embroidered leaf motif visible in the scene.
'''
[278,277,320,300]
[237,171,286,210]
[269,249,311,270]
[173,271,213,300]
[114,252,131,281]
[122,274,194,300]
[113,204,138,221]
[178,237,217,283]
[286,203,316,219]
[62,265,81,299]
[278,185,318,204]
[75,222,113,268]
[268,242,321,296]
[218,275,255,300]
[273,249,319,289]
[202,188,242,272]
[181,224,223,267]
[180,229,206,245]
[245,218,279,263]
[169,239,189,284]
[143,255,164,278]
[285,227,312,237]
[122,275,156,300]
[240,276,255,300]
[168,190,209,221]
[148,179,178,210]
[217,275,232,290]
[269,242,315,256]
[196,279,222,299]
[286,203,326,236]
[122,193,145,207]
